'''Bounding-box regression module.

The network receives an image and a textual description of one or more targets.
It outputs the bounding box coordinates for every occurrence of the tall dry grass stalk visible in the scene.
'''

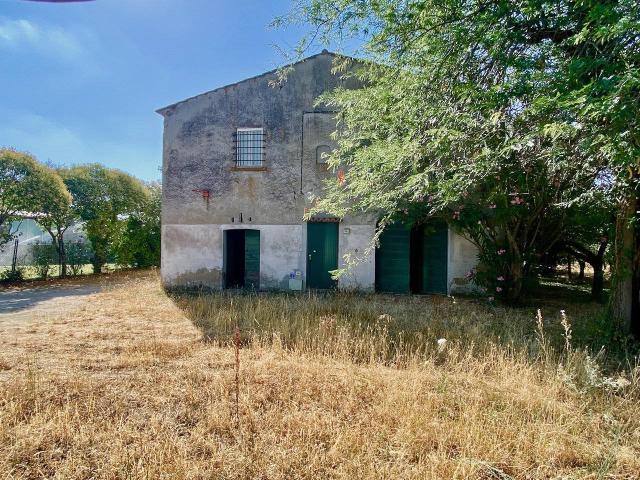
[233,325,241,428]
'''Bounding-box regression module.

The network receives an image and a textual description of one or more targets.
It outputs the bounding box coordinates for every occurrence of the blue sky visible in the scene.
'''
[0,0,320,181]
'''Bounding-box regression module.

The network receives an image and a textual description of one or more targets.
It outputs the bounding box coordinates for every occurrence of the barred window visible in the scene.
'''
[235,128,264,167]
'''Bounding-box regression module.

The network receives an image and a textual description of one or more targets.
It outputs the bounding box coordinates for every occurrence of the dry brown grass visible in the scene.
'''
[1,271,639,479]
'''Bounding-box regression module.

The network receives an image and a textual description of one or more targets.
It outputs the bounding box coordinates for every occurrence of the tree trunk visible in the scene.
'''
[503,228,524,303]
[578,260,585,280]
[11,237,18,274]
[591,259,604,301]
[610,195,640,336]
[92,260,103,275]
[59,234,67,278]
[507,257,524,303]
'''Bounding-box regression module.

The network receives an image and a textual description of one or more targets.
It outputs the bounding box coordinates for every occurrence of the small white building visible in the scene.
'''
[157,51,478,293]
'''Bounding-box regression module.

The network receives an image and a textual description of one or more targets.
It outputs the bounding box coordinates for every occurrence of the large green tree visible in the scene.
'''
[281,0,639,330]
[31,165,75,278]
[0,148,67,245]
[36,189,76,278]
[60,164,149,274]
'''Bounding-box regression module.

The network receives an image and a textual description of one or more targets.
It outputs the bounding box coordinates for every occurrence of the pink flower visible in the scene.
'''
[497,276,504,281]
[497,249,506,256]
[489,203,497,209]
[496,286,503,293]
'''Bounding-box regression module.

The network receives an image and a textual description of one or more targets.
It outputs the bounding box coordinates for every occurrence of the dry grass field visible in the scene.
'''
[1,271,639,479]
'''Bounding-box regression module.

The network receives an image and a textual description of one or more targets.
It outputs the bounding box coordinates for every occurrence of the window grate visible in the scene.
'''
[235,128,264,167]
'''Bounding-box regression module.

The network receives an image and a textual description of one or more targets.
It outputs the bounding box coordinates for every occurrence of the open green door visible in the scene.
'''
[244,229,260,289]
[422,221,448,294]
[306,222,339,289]
[376,222,411,293]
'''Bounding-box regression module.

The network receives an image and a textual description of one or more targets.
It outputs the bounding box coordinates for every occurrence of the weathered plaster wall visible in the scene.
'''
[161,224,222,288]
[256,224,304,289]
[161,221,376,290]
[159,52,359,229]
[338,224,376,291]
[447,231,480,294]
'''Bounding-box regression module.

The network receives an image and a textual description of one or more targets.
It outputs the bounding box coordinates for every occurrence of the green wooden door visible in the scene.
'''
[376,222,411,293]
[306,222,339,289]
[244,229,260,290]
[422,221,448,294]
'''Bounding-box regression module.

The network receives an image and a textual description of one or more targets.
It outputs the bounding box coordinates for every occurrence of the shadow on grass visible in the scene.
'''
[171,277,637,372]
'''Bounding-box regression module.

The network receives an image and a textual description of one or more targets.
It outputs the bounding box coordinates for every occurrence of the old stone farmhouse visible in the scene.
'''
[157,51,478,293]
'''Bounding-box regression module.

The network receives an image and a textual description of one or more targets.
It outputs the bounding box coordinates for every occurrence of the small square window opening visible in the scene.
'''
[235,128,264,167]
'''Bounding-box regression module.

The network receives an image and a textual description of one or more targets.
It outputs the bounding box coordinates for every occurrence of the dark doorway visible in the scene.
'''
[224,230,245,288]
[223,229,260,289]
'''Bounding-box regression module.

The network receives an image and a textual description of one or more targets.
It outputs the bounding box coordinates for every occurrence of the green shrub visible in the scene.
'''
[30,243,57,279]
[66,241,93,276]
[0,267,25,283]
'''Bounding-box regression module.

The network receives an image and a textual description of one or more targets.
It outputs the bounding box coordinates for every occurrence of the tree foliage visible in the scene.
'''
[33,167,75,277]
[60,164,149,274]
[281,0,639,311]
[0,148,70,245]
[114,182,161,268]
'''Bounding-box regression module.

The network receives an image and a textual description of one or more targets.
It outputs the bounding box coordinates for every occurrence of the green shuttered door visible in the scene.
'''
[376,222,411,293]
[422,221,448,294]
[376,221,448,295]
[307,222,339,289]
[244,229,260,289]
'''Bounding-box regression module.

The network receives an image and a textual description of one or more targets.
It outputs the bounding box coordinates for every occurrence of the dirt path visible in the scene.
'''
[0,272,141,327]
[0,284,102,326]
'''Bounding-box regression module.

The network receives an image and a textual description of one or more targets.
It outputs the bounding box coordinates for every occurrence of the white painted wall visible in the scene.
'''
[338,223,376,291]
[162,224,222,287]
[162,223,475,293]
[255,224,304,289]
[162,223,305,289]
[447,230,480,294]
